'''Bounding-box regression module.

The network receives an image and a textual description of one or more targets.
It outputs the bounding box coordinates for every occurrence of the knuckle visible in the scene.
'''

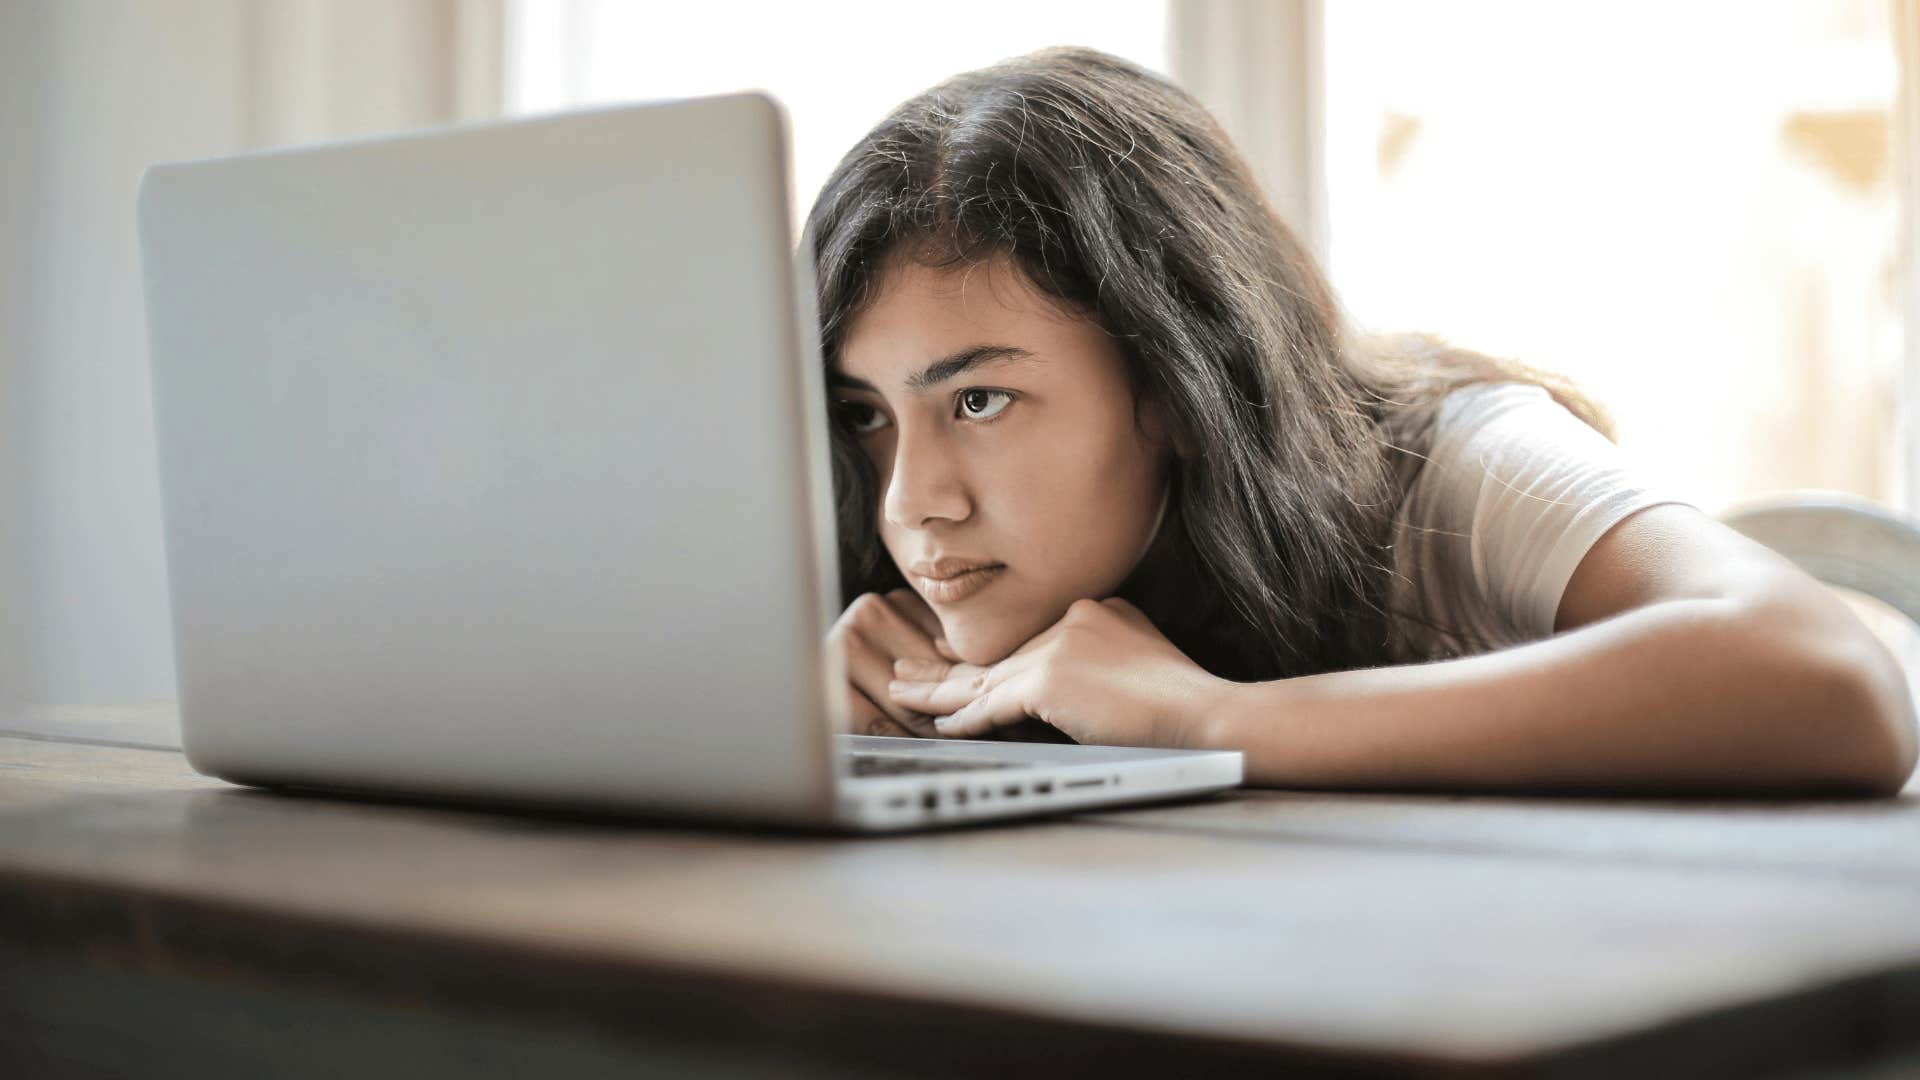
[851,599,897,636]
[856,591,909,631]
[1067,597,1103,620]
[836,629,873,662]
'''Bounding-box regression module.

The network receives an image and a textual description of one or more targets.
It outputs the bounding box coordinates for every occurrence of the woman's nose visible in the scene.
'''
[882,425,970,529]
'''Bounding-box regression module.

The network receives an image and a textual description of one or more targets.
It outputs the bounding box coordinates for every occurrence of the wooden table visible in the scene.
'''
[3,733,1918,1078]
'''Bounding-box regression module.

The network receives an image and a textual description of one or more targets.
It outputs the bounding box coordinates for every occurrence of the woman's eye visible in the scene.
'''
[835,401,889,435]
[956,388,1014,421]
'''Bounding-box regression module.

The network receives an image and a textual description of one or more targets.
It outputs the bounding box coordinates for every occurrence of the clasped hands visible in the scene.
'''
[826,587,1227,748]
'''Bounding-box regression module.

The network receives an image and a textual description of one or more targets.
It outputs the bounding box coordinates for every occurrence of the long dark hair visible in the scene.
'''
[804,46,1609,680]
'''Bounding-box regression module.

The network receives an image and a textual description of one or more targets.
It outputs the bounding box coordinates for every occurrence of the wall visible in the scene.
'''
[0,0,497,745]
[2,2,249,743]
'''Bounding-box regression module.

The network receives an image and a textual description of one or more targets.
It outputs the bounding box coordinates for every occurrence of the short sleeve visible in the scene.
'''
[1387,382,1696,659]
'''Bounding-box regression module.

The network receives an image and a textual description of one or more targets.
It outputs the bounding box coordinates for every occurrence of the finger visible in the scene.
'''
[845,611,951,737]
[933,635,963,662]
[856,590,947,665]
[882,586,945,643]
[846,631,942,737]
[889,651,1031,719]
[886,658,992,717]
[931,676,1041,739]
[836,677,921,737]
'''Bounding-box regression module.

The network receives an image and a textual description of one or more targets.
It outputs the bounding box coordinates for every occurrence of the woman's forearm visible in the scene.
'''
[1191,596,1917,795]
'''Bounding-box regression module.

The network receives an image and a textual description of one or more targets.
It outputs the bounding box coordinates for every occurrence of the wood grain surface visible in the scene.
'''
[4,735,1919,1076]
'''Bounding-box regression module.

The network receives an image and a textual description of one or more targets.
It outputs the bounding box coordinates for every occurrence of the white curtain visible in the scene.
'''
[1168,0,1327,268]
[1899,0,1920,512]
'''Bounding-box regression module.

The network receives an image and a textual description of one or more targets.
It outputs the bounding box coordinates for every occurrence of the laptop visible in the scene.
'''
[134,91,1243,833]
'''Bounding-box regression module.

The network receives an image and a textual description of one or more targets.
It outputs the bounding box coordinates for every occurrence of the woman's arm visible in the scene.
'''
[1187,505,1919,795]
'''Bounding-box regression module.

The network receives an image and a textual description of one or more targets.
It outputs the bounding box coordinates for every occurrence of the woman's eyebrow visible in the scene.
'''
[829,345,1038,394]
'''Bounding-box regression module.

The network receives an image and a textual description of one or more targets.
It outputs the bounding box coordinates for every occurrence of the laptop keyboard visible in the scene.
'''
[847,753,1027,777]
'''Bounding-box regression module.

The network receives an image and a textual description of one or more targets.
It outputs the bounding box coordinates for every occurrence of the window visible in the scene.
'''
[1322,0,1917,675]
[1321,0,1903,516]
[505,0,1170,228]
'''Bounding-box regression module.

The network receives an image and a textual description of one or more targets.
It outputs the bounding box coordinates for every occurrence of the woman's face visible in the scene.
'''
[831,254,1176,665]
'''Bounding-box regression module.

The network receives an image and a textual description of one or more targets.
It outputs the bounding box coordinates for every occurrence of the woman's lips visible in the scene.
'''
[916,564,1005,605]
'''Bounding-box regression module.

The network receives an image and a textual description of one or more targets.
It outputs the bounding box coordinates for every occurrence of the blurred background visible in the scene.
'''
[2,0,1915,742]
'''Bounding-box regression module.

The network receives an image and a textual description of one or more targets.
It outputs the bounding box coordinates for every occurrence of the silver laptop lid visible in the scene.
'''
[137,94,845,823]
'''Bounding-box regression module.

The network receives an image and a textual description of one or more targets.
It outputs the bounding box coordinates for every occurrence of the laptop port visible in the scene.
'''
[1034,781,1053,795]
[954,788,969,805]
[885,795,907,809]
[1063,777,1106,790]
[1002,785,1022,797]
[922,791,938,810]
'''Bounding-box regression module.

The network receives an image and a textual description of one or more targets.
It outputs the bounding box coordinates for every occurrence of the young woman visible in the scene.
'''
[812,46,1916,794]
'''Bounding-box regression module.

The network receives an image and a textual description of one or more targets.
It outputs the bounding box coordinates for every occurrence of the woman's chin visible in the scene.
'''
[943,619,1039,668]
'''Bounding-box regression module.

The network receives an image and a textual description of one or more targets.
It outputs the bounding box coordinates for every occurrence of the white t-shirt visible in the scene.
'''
[1383,381,1694,661]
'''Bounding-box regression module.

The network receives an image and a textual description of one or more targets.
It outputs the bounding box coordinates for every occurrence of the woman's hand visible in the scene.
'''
[826,586,960,738]
[885,597,1229,747]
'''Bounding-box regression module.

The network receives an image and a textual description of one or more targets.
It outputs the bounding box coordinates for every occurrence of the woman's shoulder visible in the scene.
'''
[1388,376,1691,654]
[1414,379,1612,476]
[1430,379,1561,437]
[1379,380,1578,476]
